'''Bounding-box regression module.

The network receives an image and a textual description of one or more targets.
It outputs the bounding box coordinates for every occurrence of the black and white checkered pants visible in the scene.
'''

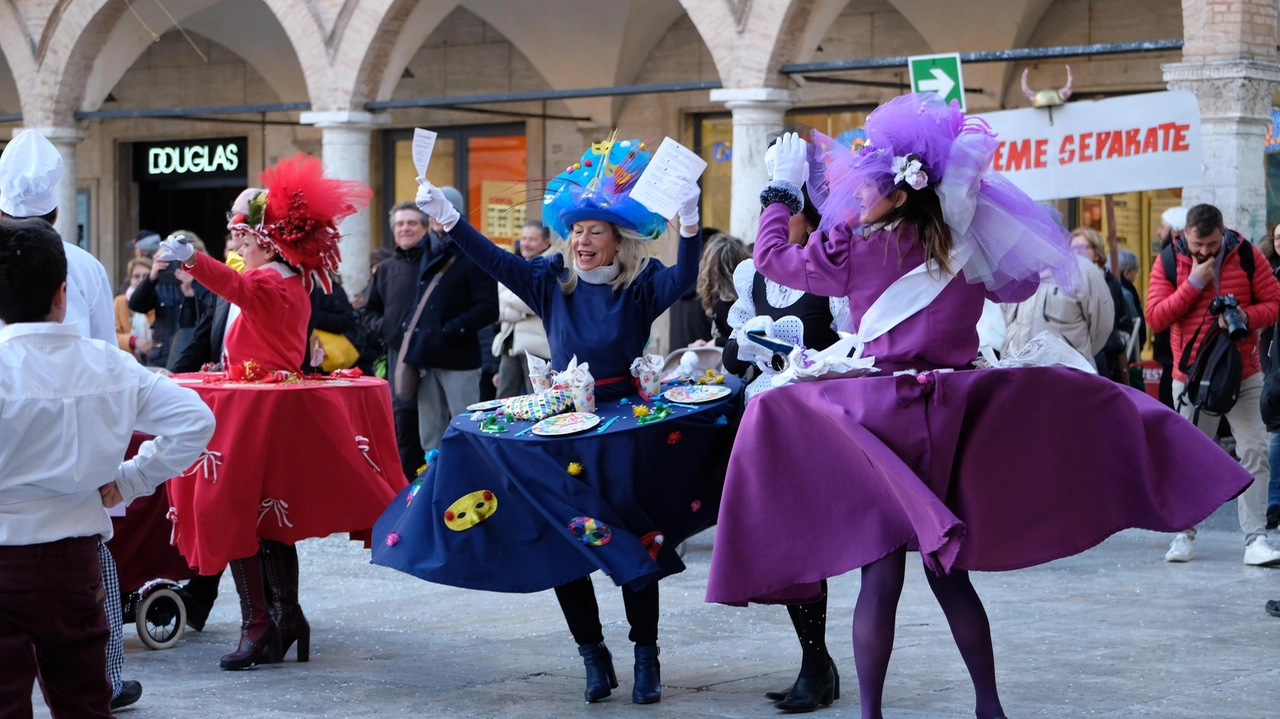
[98,541,124,697]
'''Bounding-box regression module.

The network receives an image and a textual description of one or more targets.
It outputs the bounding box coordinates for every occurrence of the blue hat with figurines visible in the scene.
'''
[543,132,667,241]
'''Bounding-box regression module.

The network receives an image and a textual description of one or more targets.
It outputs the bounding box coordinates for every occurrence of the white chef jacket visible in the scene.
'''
[63,241,116,344]
[0,322,216,545]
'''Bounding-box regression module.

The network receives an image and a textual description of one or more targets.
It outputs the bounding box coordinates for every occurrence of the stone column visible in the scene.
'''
[299,110,390,297]
[1163,0,1280,240]
[16,127,84,246]
[709,88,797,243]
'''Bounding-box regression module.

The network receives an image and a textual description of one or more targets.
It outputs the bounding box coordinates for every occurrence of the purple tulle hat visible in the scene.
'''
[805,93,1080,300]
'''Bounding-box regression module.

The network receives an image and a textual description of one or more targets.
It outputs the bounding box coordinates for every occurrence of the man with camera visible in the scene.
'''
[1147,203,1280,565]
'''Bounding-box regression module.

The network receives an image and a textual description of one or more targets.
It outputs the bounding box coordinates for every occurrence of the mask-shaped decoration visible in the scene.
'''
[443,490,497,531]
[568,516,612,547]
[1021,65,1073,108]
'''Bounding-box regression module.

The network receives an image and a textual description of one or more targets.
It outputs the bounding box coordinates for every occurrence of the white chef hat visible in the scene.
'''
[0,130,63,218]
[1161,206,1187,232]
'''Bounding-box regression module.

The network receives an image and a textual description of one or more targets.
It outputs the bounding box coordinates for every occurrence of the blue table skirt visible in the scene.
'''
[371,378,743,593]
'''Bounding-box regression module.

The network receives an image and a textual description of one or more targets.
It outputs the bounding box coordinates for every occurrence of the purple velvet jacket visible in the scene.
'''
[754,202,1037,372]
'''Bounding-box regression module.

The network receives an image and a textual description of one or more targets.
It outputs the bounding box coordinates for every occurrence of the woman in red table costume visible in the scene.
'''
[156,154,378,670]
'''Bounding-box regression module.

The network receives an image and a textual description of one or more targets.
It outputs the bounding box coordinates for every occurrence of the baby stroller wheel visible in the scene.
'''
[136,585,186,650]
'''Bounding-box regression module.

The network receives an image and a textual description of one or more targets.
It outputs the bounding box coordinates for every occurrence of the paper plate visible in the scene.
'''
[663,385,731,404]
[467,398,510,412]
[531,412,601,436]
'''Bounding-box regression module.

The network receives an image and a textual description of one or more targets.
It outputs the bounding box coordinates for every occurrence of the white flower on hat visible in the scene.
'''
[891,153,928,191]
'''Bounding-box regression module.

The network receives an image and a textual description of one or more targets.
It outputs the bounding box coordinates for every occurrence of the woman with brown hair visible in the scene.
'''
[695,232,750,346]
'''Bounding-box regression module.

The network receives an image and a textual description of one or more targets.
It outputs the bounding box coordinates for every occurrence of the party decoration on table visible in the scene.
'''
[619,397,630,405]
[527,352,555,393]
[667,431,682,445]
[676,351,701,382]
[596,416,621,433]
[630,354,664,400]
[505,387,574,421]
[635,402,674,425]
[568,516,612,547]
[443,490,498,531]
[768,332,879,390]
[663,385,732,404]
[467,398,510,412]
[355,435,381,472]
[641,531,665,561]
[479,415,508,433]
[330,367,363,379]
[567,462,584,477]
[554,356,596,413]
[385,531,401,547]
[695,368,726,385]
[632,405,650,418]
[406,479,424,506]
[975,330,1097,373]
[531,412,601,436]
[469,411,486,421]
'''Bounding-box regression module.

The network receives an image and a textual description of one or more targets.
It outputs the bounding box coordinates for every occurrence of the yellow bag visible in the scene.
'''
[311,329,359,372]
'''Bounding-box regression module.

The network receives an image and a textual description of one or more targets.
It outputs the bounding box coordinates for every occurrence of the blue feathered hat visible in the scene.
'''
[542,133,667,241]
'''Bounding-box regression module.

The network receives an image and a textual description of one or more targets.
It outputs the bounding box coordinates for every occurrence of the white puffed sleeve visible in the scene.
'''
[726,259,758,339]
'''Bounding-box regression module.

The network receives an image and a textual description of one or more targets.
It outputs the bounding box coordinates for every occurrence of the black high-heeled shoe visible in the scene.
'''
[775,660,839,713]
[632,645,661,704]
[578,642,618,702]
[767,657,839,704]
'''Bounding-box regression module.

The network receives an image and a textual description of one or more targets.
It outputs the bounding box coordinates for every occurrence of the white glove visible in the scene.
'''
[415,180,461,230]
[769,132,809,188]
[155,237,195,263]
[676,180,701,231]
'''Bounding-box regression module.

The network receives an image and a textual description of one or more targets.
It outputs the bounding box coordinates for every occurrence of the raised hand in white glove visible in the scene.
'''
[676,179,701,233]
[414,180,461,231]
[768,132,809,188]
[155,237,195,264]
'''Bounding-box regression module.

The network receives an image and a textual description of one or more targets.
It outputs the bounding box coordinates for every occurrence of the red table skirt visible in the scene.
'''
[167,375,406,573]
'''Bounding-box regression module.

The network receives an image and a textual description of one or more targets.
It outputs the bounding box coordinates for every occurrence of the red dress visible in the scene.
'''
[167,255,404,572]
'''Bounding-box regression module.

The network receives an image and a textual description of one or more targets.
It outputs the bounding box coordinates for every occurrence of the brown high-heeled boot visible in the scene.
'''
[260,539,310,662]
[220,553,282,670]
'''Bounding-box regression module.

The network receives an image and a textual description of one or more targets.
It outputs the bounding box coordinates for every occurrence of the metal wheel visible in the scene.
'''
[136,587,186,650]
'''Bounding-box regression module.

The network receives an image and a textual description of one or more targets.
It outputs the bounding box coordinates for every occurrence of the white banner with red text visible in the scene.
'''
[975,91,1202,201]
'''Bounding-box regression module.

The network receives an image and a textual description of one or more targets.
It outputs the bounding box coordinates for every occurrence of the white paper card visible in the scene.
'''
[412,128,438,178]
[629,137,708,220]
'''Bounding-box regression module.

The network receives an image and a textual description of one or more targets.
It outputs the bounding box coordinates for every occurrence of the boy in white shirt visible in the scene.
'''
[0,217,215,718]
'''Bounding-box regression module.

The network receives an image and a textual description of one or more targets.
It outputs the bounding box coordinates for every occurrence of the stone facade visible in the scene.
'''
[0,0,1261,349]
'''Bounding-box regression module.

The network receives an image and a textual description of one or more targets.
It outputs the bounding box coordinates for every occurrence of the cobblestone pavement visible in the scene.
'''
[35,505,1280,718]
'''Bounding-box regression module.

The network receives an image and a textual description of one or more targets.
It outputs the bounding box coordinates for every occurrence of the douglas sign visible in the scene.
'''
[135,137,247,181]
[976,91,1203,201]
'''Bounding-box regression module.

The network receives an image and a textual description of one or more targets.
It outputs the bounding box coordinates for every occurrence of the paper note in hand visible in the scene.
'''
[412,128,438,178]
[629,137,708,219]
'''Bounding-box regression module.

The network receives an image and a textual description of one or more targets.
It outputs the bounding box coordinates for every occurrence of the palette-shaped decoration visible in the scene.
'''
[663,385,732,404]
[531,412,601,436]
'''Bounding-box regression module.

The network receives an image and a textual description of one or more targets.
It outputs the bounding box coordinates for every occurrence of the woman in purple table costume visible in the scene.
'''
[705,93,1252,719]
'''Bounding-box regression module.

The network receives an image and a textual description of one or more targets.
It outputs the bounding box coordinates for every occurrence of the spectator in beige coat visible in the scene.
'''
[1000,253,1114,367]
[493,221,554,398]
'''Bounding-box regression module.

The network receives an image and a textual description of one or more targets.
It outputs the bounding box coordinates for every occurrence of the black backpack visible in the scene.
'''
[1177,320,1242,419]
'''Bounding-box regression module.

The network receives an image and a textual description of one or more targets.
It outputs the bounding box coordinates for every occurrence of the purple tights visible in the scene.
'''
[853,548,1004,719]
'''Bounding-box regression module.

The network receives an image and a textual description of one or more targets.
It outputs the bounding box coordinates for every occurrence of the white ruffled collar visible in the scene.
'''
[576,263,619,285]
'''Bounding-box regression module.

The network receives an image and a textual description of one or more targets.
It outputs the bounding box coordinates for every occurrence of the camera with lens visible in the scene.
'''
[1209,294,1249,342]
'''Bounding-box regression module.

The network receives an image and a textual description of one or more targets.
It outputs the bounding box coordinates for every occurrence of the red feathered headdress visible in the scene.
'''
[252,153,372,293]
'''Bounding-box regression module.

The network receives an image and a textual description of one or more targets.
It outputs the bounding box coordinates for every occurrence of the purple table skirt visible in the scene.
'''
[706,366,1252,606]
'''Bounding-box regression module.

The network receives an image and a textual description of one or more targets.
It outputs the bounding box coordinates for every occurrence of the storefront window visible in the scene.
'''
[694,107,872,238]
[382,124,526,250]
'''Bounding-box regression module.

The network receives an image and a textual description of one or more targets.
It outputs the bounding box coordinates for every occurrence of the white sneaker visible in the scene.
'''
[1165,533,1194,562]
[1244,536,1280,567]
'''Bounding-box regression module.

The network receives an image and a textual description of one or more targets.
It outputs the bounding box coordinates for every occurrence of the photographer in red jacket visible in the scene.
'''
[1147,203,1280,566]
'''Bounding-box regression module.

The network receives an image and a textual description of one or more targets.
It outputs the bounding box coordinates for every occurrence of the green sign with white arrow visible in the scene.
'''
[908,53,965,111]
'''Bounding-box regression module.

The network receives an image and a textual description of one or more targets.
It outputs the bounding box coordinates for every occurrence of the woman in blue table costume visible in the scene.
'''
[372,136,735,705]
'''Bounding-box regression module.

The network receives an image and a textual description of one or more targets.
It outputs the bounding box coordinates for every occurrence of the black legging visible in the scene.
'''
[554,575,659,646]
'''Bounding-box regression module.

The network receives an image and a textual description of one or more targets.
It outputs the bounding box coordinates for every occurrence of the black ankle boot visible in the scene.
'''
[776,658,838,713]
[578,642,617,702]
[632,645,661,704]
